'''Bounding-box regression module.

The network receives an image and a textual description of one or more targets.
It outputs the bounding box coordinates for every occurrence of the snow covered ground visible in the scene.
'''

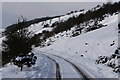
[42,52,81,78]
[0,7,119,78]
[38,14,119,78]
[1,49,92,79]
[1,13,119,78]
[1,51,56,78]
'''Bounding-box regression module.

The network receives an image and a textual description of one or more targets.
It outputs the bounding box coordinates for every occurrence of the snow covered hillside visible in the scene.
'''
[38,14,119,78]
[28,10,86,34]
[1,11,119,79]
[1,2,120,79]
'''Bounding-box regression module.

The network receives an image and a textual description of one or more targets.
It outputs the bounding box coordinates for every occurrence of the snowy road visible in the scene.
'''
[34,50,91,80]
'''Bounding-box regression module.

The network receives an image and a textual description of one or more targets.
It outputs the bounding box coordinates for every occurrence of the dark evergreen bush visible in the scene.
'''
[2,18,37,66]
[96,48,120,73]
[13,52,37,71]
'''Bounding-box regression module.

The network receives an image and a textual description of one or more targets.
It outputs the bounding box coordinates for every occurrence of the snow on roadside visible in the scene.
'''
[38,14,119,78]
[1,51,55,78]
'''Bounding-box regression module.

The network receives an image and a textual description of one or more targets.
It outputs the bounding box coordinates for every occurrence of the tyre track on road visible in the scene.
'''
[51,54,91,80]
[41,54,62,80]
[36,50,94,80]
[40,52,87,80]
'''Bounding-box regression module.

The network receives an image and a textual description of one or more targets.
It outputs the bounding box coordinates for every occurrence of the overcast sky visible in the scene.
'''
[2,2,105,28]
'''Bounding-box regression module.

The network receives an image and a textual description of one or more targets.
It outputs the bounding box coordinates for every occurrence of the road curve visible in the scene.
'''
[45,55,62,80]
[51,54,91,80]
[44,53,88,79]
[34,49,95,80]
[36,51,91,80]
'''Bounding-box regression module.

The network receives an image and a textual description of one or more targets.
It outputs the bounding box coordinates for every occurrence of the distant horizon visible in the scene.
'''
[2,2,105,28]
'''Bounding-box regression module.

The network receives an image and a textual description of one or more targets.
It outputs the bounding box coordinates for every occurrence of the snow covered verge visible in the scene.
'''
[0,51,55,78]
[38,14,119,78]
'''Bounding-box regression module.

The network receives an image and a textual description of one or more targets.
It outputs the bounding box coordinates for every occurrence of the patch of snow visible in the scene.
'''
[28,10,86,34]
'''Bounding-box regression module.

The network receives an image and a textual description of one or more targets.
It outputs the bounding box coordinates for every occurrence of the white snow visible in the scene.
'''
[44,53,81,78]
[0,8,119,78]
[28,10,86,35]
[1,51,56,78]
[35,27,53,34]
[39,14,119,78]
